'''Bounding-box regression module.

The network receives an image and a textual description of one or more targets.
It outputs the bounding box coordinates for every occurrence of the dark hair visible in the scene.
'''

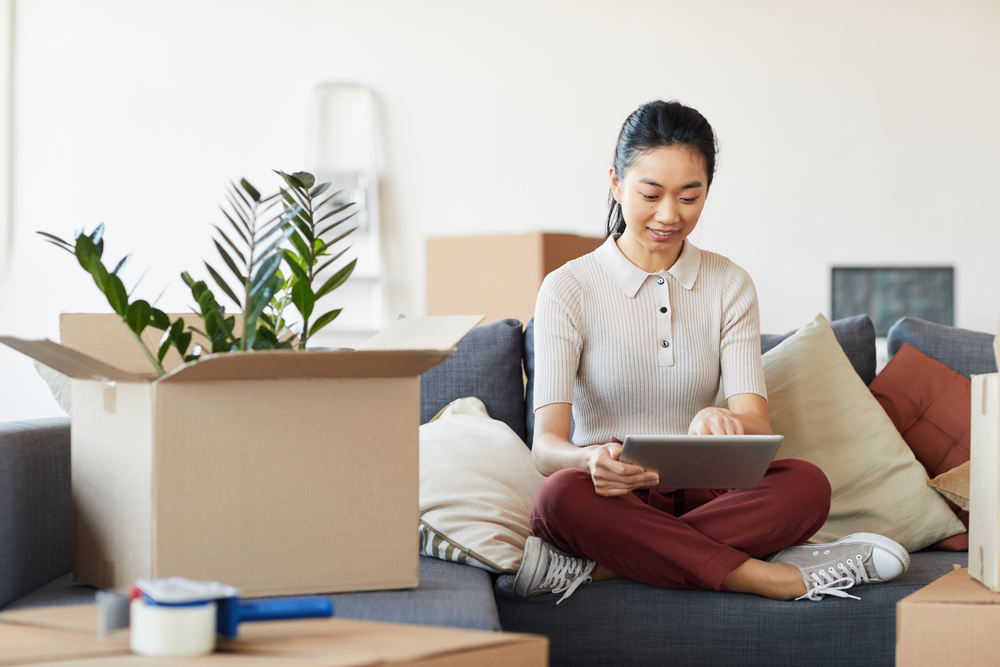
[606,100,718,238]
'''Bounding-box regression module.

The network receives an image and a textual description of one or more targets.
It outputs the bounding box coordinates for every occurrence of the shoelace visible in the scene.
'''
[797,554,869,601]
[539,552,596,604]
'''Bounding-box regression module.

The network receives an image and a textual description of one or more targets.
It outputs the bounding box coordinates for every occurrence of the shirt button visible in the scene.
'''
[660,307,667,313]
[661,340,670,348]
[657,277,665,285]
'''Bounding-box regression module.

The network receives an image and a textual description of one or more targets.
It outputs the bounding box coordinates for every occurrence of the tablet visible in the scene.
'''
[619,434,784,489]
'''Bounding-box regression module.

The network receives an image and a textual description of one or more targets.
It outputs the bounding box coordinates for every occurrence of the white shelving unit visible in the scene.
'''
[303,83,387,349]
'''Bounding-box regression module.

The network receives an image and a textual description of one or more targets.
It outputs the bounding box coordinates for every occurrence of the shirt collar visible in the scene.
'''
[595,234,702,298]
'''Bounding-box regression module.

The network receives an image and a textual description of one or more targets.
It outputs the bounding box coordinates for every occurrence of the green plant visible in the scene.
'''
[37,225,190,375]
[275,171,358,350]
[197,177,298,352]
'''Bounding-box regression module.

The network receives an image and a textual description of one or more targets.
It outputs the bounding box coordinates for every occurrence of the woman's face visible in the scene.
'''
[610,145,708,271]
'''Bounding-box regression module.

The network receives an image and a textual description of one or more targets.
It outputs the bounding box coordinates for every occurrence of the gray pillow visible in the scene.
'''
[420,319,527,443]
[762,314,877,386]
[887,316,997,378]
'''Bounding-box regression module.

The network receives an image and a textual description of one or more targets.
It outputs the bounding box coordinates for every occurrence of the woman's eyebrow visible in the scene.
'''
[638,177,704,190]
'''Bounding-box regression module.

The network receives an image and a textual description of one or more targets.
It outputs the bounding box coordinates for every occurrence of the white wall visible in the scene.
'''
[0,0,997,420]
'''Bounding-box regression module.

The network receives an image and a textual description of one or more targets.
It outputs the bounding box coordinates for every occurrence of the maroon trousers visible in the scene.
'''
[530,459,832,591]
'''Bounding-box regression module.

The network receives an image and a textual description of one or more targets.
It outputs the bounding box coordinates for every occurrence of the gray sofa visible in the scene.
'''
[2,315,995,666]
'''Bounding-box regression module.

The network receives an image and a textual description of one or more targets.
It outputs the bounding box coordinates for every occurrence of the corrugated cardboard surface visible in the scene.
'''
[0,605,547,666]
[152,377,420,596]
[426,233,602,327]
[71,381,154,588]
[970,373,1000,592]
[896,567,1000,666]
[20,314,480,596]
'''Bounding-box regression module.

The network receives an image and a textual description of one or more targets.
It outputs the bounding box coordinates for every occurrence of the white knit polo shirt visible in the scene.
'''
[533,235,767,446]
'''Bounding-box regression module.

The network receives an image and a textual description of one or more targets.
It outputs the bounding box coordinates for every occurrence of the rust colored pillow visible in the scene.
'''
[870,343,971,551]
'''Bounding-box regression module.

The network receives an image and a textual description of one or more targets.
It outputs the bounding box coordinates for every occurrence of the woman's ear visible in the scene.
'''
[609,167,622,204]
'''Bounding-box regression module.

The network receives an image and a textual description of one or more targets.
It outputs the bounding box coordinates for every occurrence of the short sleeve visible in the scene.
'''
[533,267,584,410]
[719,263,767,400]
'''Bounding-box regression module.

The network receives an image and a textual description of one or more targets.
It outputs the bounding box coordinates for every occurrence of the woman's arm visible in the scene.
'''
[532,402,659,496]
[688,393,773,436]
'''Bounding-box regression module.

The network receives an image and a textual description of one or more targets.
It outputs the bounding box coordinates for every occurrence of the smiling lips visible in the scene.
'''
[648,228,678,241]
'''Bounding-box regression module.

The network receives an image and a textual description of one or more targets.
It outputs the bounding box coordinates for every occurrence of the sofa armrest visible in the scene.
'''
[0,418,72,609]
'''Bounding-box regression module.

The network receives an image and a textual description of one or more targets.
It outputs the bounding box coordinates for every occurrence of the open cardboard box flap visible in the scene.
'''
[0,313,484,383]
[905,567,1000,605]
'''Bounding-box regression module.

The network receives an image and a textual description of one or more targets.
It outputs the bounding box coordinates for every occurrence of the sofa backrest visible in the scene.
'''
[887,317,997,378]
[419,319,527,442]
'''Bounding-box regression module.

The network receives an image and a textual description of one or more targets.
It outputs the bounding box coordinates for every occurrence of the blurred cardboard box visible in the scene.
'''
[896,567,1000,666]
[0,314,481,597]
[0,604,547,666]
[427,233,602,328]
[970,372,1000,592]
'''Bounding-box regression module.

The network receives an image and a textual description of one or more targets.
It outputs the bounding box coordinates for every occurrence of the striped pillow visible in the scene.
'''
[418,398,545,574]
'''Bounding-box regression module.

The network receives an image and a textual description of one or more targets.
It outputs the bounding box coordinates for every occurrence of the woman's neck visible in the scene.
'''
[615,234,684,274]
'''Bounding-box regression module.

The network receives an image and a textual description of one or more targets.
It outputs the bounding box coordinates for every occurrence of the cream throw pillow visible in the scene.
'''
[721,314,965,552]
[418,397,545,574]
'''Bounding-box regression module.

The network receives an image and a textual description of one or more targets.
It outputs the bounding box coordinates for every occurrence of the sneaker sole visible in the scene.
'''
[512,536,543,597]
[768,532,910,576]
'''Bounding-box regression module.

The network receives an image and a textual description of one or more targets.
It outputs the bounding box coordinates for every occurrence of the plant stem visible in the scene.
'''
[130,329,165,376]
[299,190,316,351]
[242,199,257,351]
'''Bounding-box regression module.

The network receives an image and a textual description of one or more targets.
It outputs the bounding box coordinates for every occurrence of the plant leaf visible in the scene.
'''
[288,230,312,263]
[75,235,109,291]
[112,254,131,275]
[292,280,315,320]
[42,239,76,254]
[308,309,341,337]
[282,249,309,284]
[212,224,247,263]
[309,181,331,198]
[316,202,355,225]
[205,261,243,308]
[315,245,352,274]
[105,274,129,316]
[252,225,294,267]
[275,171,305,190]
[213,239,245,282]
[317,211,359,238]
[316,258,357,299]
[240,178,261,204]
[150,308,170,330]
[36,231,74,248]
[250,254,282,297]
[294,172,316,189]
[125,300,152,336]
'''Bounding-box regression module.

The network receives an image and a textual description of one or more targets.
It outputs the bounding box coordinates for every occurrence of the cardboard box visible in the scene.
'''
[896,567,1000,666]
[0,604,547,666]
[0,314,481,597]
[970,372,1000,592]
[427,232,603,327]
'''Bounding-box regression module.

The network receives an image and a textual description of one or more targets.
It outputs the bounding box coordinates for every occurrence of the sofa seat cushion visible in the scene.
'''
[7,557,501,631]
[420,319,527,443]
[495,551,966,667]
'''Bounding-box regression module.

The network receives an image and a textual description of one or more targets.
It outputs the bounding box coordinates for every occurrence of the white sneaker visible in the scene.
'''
[513,537,597,604]
[766,532,910,601]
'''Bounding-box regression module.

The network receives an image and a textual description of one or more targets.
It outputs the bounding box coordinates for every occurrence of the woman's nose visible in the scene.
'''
[655,200,680,223]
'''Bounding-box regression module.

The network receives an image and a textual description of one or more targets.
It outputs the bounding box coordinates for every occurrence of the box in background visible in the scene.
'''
[896,567,1000,667]
[427,232,603,328]
[0,314,481,598]
[0,604,548,667]
[970,372,1000,592]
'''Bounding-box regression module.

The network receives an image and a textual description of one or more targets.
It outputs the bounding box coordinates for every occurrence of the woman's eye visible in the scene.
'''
[641,193,658,201]
[680,197,699,204]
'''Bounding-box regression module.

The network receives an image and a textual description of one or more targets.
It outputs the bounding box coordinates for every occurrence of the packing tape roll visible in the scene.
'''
[129,598,217,657]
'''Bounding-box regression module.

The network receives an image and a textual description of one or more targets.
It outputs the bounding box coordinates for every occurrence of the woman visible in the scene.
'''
[513,100,908,603]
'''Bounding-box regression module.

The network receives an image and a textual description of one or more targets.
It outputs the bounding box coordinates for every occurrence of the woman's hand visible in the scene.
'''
[585,442,659,497]
[688,407,746,435]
